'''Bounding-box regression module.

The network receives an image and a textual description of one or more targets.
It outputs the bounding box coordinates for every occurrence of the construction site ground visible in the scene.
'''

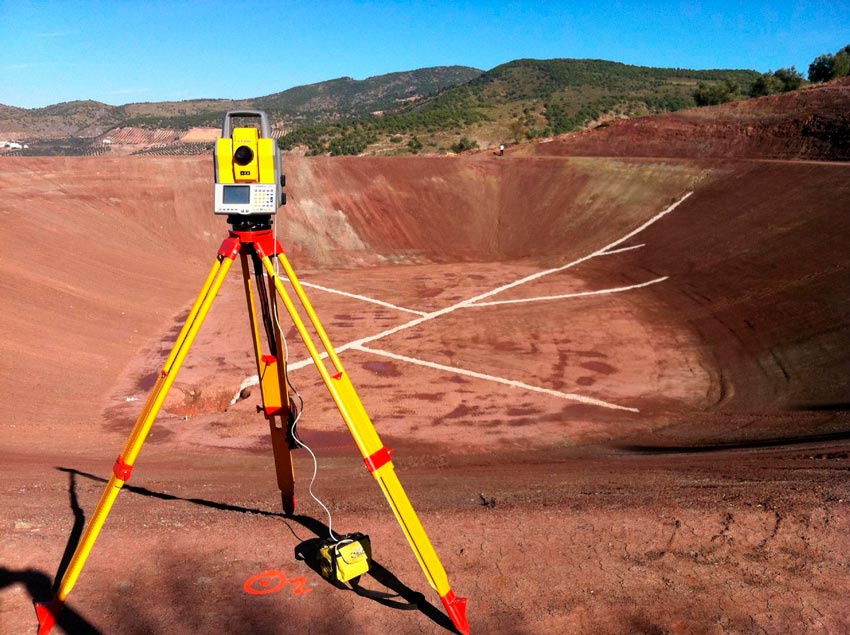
[2,83,850,635]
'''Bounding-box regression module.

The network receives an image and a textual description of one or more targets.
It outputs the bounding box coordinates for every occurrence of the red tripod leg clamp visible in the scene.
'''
[113,455,134,482]
[218,237,242,260]
[364,447,394,473]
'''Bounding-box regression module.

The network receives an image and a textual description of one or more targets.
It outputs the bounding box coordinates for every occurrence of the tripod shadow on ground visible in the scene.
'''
[5,471,103,634]
[57,467,456,633]
[53,470,86,592]
[0,566,104,635]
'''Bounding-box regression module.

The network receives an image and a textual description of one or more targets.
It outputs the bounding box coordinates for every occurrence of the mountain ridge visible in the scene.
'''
[1,58,768,155]
[0,65,483,139]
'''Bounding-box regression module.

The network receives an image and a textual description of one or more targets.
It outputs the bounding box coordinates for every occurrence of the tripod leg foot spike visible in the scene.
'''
[34,597,62,635]
[282,493,296,516]
[441,589,470,635]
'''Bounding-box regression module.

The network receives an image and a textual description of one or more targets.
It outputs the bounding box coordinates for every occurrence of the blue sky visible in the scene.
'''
[1,0,847,109]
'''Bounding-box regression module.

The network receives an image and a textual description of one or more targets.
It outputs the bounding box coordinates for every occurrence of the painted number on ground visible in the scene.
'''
[243,569,313,596]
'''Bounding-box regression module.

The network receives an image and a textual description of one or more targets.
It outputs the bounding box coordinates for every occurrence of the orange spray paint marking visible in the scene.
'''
[243,570,287,595]
[243,570,313,597]
[289,576,312,595]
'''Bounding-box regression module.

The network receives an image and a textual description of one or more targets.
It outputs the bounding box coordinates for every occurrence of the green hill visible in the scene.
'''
[0,66,483,142]
[1,59,763,156]
[283,59,761,155]
[254,66,484,120]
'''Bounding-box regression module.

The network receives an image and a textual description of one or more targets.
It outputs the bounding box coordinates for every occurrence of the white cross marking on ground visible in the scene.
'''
[241,192,693,411]
[355,345,639,412]
[468,276,668,308]
[597,243,645,256]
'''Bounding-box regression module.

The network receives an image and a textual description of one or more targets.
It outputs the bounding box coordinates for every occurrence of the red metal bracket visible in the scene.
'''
[113,455,134,482]
[364,447,394,473]
[218,236,242,260]
[229,229,283,259]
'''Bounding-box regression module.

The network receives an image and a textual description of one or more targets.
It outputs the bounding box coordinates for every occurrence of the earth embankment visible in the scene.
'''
[524,77,850,161]
[1,154,709,451]
[2,154,848,450]
[629,161,850,413]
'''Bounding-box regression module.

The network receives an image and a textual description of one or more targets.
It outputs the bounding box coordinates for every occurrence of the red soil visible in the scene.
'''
[2,91,850,635]
[523,78,850,162]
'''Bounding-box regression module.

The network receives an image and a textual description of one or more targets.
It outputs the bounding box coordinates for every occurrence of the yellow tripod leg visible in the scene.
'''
[35,241,240,635]
[257,248,470,635]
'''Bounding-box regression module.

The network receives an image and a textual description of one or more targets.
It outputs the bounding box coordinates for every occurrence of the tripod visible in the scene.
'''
[35,216,470,635]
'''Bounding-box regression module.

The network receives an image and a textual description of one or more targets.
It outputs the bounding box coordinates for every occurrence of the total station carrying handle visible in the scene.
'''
[221,110,273,138]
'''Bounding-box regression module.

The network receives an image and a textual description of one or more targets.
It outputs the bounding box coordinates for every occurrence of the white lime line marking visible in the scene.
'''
[327,192,693,351]
[469,276,668,308]
[282,192,694,414]
[598,243,645,255]
[294,280,428,316]
[229,374,260,405]
[288,352,329,371]
[354,345,639,412]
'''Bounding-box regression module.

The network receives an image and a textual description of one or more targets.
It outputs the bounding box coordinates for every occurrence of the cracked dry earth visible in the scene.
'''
[4,435,849,635]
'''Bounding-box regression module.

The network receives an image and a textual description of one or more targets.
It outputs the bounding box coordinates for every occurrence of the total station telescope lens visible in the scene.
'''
[234,145,255,166]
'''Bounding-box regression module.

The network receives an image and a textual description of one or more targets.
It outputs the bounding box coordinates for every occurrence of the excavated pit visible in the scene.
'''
[2,147,849,635]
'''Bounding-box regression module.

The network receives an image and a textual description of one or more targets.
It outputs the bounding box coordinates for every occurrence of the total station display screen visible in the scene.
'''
[223,185,251,204]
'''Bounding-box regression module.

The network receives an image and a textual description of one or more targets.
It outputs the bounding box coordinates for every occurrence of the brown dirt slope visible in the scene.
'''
[283,155,708,266]
[0,157,220,448]
[524,77,850,161]
[633,161,850,413]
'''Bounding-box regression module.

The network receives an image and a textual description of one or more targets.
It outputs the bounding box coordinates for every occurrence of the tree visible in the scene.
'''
[450,136,478,153]
[750,73,783,97]
[751,67,805,97]
[834,50,850,78]
[809,54,835,82]
[407,136,422,153]
[773,66,805,92]
[808,45,850,82]
[693,79,739,106]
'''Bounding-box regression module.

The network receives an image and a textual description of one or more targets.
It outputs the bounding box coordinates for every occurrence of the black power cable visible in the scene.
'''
[250,251,278,354]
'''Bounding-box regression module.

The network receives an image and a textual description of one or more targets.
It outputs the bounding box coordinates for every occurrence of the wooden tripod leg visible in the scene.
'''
[269,414,296,514]
[35,241,241,635]
[239,252,296,515]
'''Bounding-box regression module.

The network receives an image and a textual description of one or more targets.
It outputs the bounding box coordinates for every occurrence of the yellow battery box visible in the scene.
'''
[318,533,371,583]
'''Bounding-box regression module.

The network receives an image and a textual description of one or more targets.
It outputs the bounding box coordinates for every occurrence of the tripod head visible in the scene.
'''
[213,110,285,218]
[227,213,274,233]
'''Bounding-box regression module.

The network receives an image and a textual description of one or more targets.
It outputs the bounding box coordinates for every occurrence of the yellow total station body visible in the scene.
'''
[215,126,278,184]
